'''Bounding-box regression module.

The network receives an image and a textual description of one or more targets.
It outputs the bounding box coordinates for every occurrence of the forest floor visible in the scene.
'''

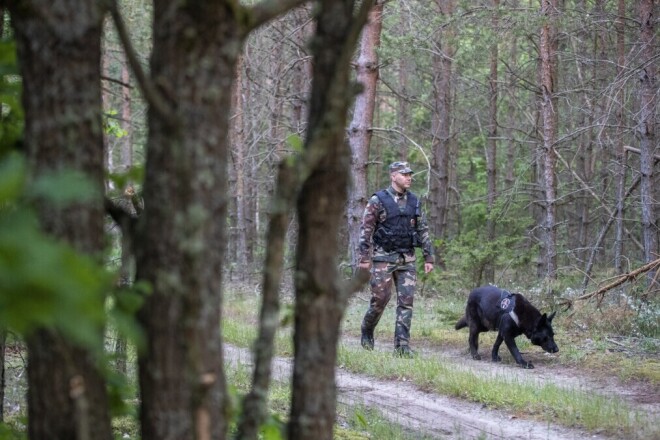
[225,335,659,440]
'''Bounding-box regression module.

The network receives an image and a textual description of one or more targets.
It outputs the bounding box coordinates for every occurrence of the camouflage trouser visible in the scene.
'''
[361,259,417,348]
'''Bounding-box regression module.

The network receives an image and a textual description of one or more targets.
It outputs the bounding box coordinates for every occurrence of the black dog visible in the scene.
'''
[455,285,558,369]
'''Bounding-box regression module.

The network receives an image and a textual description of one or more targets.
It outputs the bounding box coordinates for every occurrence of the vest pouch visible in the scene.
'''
[373,227,397,252]
[374,225,414,253]
[411,231,422,248]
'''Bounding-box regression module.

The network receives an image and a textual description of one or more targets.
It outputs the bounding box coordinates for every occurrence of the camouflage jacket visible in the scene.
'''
[358,186,435,264]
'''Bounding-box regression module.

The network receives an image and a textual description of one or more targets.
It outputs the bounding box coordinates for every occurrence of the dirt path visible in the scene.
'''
[225,343,657,439]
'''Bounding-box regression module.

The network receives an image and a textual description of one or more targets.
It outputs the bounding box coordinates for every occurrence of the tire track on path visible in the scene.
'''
[224,344,614,439]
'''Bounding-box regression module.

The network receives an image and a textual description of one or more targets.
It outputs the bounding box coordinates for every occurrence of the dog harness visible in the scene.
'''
[498,290,520,328]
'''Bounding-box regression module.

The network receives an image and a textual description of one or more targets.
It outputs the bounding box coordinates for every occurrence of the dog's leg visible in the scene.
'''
[491,333,503,362]
[504,336,533,369]
[468,326,481,360]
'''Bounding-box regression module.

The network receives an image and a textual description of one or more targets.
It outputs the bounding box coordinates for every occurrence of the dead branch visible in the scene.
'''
[559,257,660,309]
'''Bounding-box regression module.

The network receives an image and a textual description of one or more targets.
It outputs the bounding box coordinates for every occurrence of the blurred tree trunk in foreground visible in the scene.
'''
[8,1,112,438]
[289,1,373,439]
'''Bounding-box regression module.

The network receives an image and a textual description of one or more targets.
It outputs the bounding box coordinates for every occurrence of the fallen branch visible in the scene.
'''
[559,257,660,309]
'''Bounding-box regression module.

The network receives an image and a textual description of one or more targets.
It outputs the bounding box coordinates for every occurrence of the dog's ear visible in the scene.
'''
[548,311,556,322]
[535,314,546,329]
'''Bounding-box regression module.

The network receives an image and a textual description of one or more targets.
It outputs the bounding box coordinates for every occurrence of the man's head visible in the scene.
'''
[389,161,413,192]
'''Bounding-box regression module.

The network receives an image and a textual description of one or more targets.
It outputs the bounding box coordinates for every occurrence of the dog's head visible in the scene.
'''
[530,311,559,353]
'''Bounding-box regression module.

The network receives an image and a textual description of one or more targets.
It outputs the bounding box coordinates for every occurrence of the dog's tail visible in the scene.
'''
[455,316,467,330]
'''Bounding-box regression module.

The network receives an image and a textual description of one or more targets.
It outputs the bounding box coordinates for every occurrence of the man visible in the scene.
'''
[357,161,435,358]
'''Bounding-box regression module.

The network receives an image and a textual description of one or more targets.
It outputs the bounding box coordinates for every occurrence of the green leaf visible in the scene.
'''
[0,206,111,351]
[0,152,25,203]
[286,133,303,152]
[30,169,100,207]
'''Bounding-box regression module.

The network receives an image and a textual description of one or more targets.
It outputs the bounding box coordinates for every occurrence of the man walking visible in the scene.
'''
[357,161,435,358]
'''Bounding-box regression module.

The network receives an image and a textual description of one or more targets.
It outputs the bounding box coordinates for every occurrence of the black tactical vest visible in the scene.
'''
[372,190,419,253]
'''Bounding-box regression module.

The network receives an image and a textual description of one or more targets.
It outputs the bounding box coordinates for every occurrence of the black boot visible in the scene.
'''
[361,327,374,350]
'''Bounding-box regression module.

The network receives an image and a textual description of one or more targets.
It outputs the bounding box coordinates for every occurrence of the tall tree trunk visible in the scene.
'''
[569,21,594,268]
[0,3,6,407]
[614,0,627,274]
[120,58,133,173]
[8,1,112,439]
[286,5,314,269]
[348,0,383,271]
[135,2,236,438]
[231,55,249,283]
[637,0,658,288]
[429,0,455,246]
[288,1,372,438]
[132,2,308,438]
[236,8,315,438]
[396,5,410,158]
[484,0,499,284]
[539,0,559,280]
[114,50,134,374]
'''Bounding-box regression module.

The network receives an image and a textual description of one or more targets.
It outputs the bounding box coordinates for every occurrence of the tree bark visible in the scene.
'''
[637,0,658,288]
[288,1,372,439]
[8,1,112,438]
[539,0,559,280]
[132,1,308,438]
[429,0,456,246]
[348,0,384,271]
[231,54,249,283]
[135,2,237,438]
[614,0,627,273]
[484,0,499,284]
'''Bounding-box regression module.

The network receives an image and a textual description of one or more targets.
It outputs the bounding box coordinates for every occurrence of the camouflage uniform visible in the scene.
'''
[358,174,434,350]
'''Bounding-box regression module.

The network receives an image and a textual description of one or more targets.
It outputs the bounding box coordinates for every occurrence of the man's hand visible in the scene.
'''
[358,261,371,271]
[424,262,434,274]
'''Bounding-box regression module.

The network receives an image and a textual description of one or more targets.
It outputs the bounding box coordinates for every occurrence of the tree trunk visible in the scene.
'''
[133,2,308,438]
[484,0,499,284]
[614,0,627,274]
[429,0,455,245]
[231,55,249,283]
[637,0,658,288]
[8,1,112,438]
[288,1,372,439]
[135,2,237,438]
[348,0,383,271]
[120,58,133,174]
[396,4,411,158]
[539,0,559,280]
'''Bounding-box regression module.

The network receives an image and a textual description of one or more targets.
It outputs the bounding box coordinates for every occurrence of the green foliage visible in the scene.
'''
[103,109,129,139]
[107,165,145,194]
[0,420,27,440]
[107,282,148,352]
[29,168,100,207]
[0,39,23,156]
[286,133,304,153]
[0,153,112,350]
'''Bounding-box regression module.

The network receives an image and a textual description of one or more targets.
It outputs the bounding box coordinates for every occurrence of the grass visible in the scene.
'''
[222,290,659,439]
[335,345,650,438]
